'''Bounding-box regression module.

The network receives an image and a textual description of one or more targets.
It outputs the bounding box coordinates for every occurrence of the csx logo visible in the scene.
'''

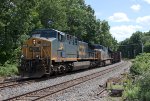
[79,45,85,55]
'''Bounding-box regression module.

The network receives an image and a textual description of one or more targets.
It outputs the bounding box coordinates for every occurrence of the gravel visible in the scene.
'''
[39,61,131,101]
[0,61,130,100]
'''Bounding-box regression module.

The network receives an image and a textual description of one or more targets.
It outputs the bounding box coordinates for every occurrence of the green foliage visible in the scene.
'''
[130,31,143,44]
[124,53,150,100]
[0,0,40,65]
[119,31,150,59]
[122,75,140,100]
[123,86,139,100]
[144,42,150,53]
[130,53,150,75]
[38,0,67,30]
[0,63,18,77]
[136,73,150,101]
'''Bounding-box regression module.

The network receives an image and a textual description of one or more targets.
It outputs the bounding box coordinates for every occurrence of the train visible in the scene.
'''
[19,29,121,78]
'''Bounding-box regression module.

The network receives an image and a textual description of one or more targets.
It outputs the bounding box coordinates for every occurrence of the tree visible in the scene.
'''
[0,0,40,64]
[118,31,150,58]
[144,42,150,53]
[38,0,67,30]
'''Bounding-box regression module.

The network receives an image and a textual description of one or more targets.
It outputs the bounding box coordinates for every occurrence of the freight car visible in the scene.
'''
[111,52,121,63]
[19,29,121,78]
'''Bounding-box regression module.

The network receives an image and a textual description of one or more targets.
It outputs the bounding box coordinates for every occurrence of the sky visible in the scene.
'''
[85,0,150,42]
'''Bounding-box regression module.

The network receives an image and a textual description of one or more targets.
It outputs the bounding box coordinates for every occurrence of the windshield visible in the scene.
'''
[31,30,57,38]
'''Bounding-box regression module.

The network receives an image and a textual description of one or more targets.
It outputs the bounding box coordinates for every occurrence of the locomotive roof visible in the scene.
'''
[92,44,113,52]
[91,44,106,49]
[78,41,88,44]
[35,29,79,39]
[32,29,65,36]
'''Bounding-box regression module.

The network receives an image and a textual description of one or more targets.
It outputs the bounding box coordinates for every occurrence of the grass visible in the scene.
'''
[0,64,18,77]
[110,85,124,90]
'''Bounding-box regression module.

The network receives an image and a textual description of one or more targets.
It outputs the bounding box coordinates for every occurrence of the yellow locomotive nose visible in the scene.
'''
[20,37,52,78]
[22,38,41,59]
[22,38,51,59]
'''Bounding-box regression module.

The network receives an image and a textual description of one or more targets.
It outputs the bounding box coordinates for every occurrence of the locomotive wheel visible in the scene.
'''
[46,66,54,77]
[58,65,66,74]
[49,66,54,75]
[101,61,106,66]
[66,63,73,72]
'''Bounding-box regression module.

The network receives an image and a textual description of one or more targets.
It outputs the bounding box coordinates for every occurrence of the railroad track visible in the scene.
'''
[4,61,127,101]
[0,80,19,90]
[0,78,35,91]
[97,88,106,97]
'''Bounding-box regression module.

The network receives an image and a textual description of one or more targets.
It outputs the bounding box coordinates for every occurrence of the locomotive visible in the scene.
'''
[19,29,121,78]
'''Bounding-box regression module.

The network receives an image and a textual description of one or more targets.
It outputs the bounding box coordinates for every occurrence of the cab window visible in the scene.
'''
[75,38,78,45]
[67,35,69,40]
[58,32,63,41]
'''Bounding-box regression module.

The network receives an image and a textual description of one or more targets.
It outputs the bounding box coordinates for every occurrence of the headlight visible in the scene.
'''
[33,39,36,44]
[36,55,39,58]
[21,55,24,58]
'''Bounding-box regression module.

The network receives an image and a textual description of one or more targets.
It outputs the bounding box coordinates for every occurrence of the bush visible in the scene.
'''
[0,63,18,77]
[123,86,140,100]
[130,53,150,75]
[137,72,150,101]
[144,42,150,53]
[124,53,150,101]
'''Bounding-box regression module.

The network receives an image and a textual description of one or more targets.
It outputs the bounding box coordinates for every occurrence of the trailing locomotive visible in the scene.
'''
[19,29,121,78]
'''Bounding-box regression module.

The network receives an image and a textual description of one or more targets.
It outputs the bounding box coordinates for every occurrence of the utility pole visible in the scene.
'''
[140,40,144,53]
[141,42,144,53]
[128,51,130,58]
[133,49,136,58]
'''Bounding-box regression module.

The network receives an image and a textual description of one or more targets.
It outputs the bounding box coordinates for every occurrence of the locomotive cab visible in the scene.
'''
[20,29,58,77]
